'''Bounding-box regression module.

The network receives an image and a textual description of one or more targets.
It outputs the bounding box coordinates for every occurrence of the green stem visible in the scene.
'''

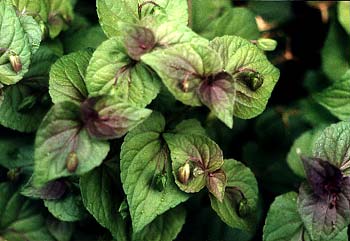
[187,0,192,28]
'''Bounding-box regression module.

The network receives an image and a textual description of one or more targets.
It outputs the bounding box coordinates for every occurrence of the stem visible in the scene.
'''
[138,1,160,19]
[187,0,192,28]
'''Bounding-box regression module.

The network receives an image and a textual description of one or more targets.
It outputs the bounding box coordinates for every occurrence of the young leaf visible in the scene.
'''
[81,96,152,139]
[197,72,235,128]
[80,162,127,241]
[85,37,160,107]
[209,35,280,119]
[0,1,31,85]
[164,133,224,194]
[314,71,350,121]
[46,0,74,39]
[141,43,223,106]
[210,159,259,232]
[263,192,308,241]
[0,182,55,241]
[132,205,186,241]
[313,121,350,172]
[120,113,189,233]
[44,192,86,222]
[33,101,109,186]
[287,129,323,178]
[49,50,91,104]
[207,169,227,202]
[12,0,49,24]
[298,157,350,240]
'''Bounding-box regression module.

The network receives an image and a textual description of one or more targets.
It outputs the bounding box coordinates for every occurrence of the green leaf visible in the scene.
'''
[314,71,350,120]
[80,163,128,241]
[25,45,59,78]
[33,101,109,186]
[210,159,258,233]
[62,26,107,53]
[46,217,74,241]
[287,129,323,178]
[141,43,223,106]
[97,0,188,38]
[338,2,350,35]
[132,206,186,241]
[191,0,232,33]
[18,14,42,54]
[44,193,86,222]
[0,80,51,132]
[46,0,74,39]
[120,112,189,233]
[49,50,91,104]
[263,192,308,241]
[0,134,33,172]
[85,37,160,107]
[12,0,49,24]
[0,1,31,85]
[321,20,350,82]
[203,8,260,40]
[0,182,55,241]
[164,133,224,194]
[172,119,206,136]
[312,121,350,173]
[209,36,280,119]
[96,0,138,37]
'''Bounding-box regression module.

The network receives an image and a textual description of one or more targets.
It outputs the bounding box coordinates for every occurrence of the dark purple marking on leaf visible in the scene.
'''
[207,169,227,202]
[81,98,129,140]
[125,26,156,61]
[298,157,350,239]
[302,157,344,201]
[197,72,234,106]
[40,180,67,200]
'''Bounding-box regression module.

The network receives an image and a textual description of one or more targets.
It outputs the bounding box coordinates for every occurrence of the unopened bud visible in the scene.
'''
[238,198,250,217]
[9,54,22,73]
[66,152,79,172]
[256,38,277,51]
[153,173,167,192]
[178,163,190,184]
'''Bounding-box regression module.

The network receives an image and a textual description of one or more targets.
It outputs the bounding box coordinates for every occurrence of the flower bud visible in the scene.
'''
[256,38,277,51]
[9,54,22,73]
[238,198,250,217]
[153,173,167,192]
[178,163,190,184]
[66,151,79,172]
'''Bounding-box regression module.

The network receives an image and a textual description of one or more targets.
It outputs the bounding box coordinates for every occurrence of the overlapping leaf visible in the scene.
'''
[120,113,189,233]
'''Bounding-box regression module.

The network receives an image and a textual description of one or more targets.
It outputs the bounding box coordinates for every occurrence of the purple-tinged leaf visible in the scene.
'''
[33,101,110,186]
[198,72,235,128]
[164,133,224,194]
[81,96,152,140]
[302,157,343,199]
[123,23,156,61]
[207,169,227,202]
[298,157,350,240]
[21,179,67,200]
